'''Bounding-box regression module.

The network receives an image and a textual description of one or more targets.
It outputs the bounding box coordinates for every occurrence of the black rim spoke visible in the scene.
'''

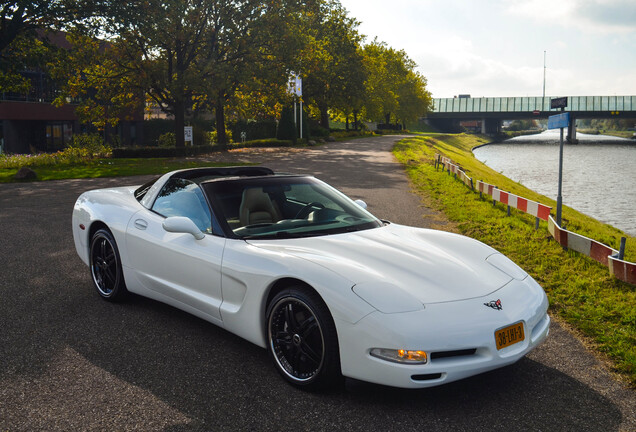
[299,316,317,338]
[284,303,299,331]
[300,342,321,365]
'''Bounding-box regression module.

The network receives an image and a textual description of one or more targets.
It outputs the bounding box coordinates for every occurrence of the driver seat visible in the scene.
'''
[239,188,281,226]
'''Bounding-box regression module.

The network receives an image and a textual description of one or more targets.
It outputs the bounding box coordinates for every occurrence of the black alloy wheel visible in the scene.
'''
[90,228,127,301]
[267,287,341,389]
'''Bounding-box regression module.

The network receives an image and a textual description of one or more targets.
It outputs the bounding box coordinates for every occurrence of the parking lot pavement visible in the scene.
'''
[0,135,634,431]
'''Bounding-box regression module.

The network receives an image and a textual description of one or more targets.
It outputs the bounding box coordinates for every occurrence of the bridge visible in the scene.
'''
[426,95,636,142]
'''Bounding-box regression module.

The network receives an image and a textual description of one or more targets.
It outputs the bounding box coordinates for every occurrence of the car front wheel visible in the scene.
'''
[90,228,127,301]
[267,287,341,390]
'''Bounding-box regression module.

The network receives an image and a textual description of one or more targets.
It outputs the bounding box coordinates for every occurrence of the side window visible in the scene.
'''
[152,178,213,234]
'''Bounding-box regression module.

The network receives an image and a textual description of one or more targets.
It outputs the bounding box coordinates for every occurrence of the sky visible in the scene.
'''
[339,0,636,98]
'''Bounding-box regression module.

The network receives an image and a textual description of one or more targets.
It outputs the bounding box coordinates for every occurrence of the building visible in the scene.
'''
[0,30,143,154]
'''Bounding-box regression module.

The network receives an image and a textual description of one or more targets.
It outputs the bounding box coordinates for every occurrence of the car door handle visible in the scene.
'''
[134,219,148,230]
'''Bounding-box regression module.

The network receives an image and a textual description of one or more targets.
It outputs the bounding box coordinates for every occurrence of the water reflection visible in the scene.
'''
[473,130,636,236]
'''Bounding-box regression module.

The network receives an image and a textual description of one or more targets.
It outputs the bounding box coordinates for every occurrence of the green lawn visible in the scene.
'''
[394,133,636,387]
[0,158,247,183]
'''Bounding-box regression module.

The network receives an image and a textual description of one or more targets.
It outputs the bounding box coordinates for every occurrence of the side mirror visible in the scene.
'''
[163,216,205,240]
[354,199,367,210]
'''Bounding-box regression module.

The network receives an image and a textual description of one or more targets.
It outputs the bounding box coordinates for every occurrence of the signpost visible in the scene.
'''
[547,112,569,129]
[184,126,193,146]
[550,97,567,109]
[288,73,303,140]
[548,96,568,226]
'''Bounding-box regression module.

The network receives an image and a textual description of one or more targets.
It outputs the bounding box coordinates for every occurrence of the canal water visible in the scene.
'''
[472,130,636,236]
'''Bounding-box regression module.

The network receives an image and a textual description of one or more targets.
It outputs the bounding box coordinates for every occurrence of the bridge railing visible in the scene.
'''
[433,95,636,113]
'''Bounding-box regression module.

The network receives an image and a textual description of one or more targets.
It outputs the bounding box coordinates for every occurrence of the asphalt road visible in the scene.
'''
[1,135,634,431]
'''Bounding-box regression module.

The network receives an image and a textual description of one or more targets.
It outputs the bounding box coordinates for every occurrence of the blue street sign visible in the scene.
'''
[548,112,570,129]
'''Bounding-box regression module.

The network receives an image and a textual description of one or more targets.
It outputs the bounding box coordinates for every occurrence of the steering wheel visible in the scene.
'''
[294,202,325,219]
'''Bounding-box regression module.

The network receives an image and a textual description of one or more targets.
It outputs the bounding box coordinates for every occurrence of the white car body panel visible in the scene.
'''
[125,209,225,321]
[247,224,514,304]
[72,171,550,388]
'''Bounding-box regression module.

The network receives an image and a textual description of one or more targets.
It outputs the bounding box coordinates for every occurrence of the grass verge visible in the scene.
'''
[393,133,636,387]
[0,158,246,183]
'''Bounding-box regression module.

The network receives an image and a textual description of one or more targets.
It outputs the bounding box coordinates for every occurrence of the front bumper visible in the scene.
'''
[336,276,550,388]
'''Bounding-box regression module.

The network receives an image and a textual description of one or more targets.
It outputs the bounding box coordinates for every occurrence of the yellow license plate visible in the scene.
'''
[495,322,525,350]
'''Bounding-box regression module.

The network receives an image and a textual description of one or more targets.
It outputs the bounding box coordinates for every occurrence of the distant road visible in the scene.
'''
[0,135,633,431]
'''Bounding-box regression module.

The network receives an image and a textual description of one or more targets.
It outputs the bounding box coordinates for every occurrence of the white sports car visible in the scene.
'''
[72,166,550,389]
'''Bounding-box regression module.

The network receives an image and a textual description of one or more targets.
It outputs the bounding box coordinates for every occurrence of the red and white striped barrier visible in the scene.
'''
[436,154,473,189]
[548,216,618,266]
[433,153,635,285]
[548,216,636,284]
[608,255,636,285]
[476,180,552,221]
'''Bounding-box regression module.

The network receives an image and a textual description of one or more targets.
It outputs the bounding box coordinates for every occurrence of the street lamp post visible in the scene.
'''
[542,51,546,99]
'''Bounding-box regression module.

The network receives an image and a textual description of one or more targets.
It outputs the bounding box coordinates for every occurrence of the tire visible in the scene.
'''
[266,287,341,390]
[89,228,128,301]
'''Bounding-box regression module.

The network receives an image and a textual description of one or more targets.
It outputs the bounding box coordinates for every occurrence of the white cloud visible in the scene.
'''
[505,0,636,33]
[340,0,636,97]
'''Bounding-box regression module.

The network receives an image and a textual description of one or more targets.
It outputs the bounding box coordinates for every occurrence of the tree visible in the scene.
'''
[49,32,143,136]
[299,0,365,129]
[361,40,432,127]
[85,0,305,147]
[0,1,93,93]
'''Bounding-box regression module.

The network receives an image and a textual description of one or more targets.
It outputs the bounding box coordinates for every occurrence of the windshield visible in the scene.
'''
[202,176,382,239]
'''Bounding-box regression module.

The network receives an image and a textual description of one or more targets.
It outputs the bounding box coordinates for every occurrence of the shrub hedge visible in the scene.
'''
[111,139,293,158]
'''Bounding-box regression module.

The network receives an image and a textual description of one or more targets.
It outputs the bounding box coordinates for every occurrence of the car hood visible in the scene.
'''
[246,224,521,304]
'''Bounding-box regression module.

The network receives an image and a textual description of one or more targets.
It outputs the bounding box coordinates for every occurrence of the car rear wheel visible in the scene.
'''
[267,287,341,390]
[90,228,127,301]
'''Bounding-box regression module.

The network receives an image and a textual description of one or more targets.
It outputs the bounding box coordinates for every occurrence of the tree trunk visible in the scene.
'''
[353,110,358,130]
[385,113,391,125]
[216,96,227,147]
[345,118,349,131]
[175,99,185,148]
[319,102,330,130]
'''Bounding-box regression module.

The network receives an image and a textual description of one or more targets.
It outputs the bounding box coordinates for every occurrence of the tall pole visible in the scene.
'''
[299,99,303,140]
[556,106,564,226]
[542,51,546,100]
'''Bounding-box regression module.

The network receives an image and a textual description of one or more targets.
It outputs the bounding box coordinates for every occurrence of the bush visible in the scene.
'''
[158,132,176,147]
[377,123,403,130]
[67,133,111,157]
[231,119,277,141]
[277,106,297,143]
[112,144,217,158]
[143,119,175,146]
[227,139,293,149]
[206,129,233,145]
[310,124,330,138]
[111,138,294,158]
[331,130,374,139]
[143,119,215,146]
[0,145,109,169]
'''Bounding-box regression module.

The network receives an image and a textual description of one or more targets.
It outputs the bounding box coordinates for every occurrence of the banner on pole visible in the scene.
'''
[288,72,302,97]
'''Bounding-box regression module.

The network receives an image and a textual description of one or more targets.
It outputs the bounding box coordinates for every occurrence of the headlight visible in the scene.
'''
[370,348,428,364]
